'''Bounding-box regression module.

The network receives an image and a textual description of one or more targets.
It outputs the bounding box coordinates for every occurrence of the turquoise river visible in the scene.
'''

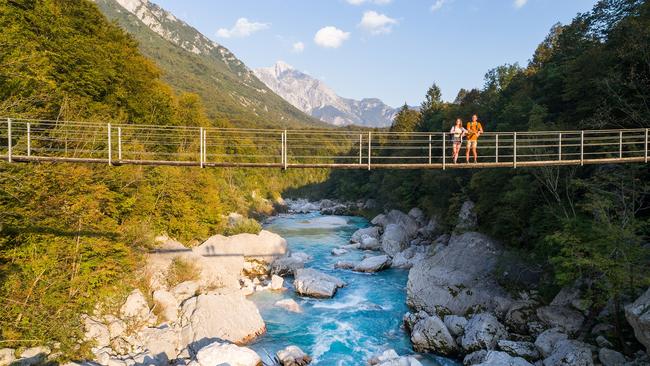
[249,212,460,366]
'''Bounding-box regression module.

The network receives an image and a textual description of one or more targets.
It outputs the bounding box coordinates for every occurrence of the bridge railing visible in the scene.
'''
[0,118,648,169]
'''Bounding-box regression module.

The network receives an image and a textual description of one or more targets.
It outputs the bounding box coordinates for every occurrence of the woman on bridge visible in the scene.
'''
[450,118,467,164]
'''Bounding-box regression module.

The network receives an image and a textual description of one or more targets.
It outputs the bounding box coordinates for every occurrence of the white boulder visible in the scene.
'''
[625,287,650,353]
[351,227,381,244]
[534,328,568,358]
[536,306,584,336]
[443,315,468,337]
[461,313,507,353]
[153,290,179,323]
[83,315,110,348]
[542,339,593,366]
[353,255,392,273]
[410,313,458,356]
[120,289,152,324]
[381,224,410,256]
[276,346,311,366]
[195,341,261,366]
[0,348,15,366]
[270,275,284,291]
[598,348,626,366]
[456,200,478,232]
[180,292,265,350]
[196,230,287,264]
[275,299,302,313]
[368,349,423,366]
[293,269,346,298]
[474,351,533,366]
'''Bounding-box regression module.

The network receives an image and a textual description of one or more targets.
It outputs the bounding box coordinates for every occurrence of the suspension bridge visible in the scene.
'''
[1,118,648,170]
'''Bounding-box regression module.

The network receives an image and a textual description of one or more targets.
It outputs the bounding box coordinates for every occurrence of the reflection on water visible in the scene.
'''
[249,213,459,366]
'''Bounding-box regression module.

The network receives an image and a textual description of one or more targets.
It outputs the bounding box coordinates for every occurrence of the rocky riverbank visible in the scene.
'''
[323,199,650,366]
[2,198,647,366]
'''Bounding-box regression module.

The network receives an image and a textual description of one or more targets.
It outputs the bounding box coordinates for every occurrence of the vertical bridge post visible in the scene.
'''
[643,128,648,163]
[7,118,12,163]
[513,132,517,169]
[280,132,284,168]
[203,128,207,165]
[284,130,289,170]
[107,123,112,166]
[619,130,623,159]
[199,127,204,168]
[27,122,31,157]
[558,133,562,161]
[428,134,432,165]
[580,131,584,166]
[359,133,363,166]
[117,126,122,161]
[367,131,371,170]
[495,134,499,163]
[442,133,446,170]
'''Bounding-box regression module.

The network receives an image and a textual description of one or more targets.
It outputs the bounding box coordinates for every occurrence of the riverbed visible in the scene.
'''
[249,212,459,366]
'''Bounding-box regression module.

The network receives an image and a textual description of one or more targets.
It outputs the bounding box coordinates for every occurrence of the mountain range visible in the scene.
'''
[94,0,325,129]
[254,62,398,128]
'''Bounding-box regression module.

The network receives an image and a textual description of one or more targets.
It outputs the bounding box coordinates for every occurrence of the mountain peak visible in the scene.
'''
[274,61,295,74]
[254,63,397,128]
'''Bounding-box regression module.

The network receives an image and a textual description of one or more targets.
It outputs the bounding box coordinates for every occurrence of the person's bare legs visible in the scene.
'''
[452,144,458,163]
[472,144,478,163]
[466,142,471,163]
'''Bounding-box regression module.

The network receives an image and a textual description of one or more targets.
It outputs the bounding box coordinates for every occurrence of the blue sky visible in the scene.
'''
[156,0,599,107]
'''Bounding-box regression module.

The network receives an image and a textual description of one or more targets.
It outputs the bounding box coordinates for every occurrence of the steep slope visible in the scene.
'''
[94,0,325,129]
[254,61,398,128]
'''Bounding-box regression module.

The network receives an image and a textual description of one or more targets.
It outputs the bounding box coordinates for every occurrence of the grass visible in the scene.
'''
[166,257,201,288]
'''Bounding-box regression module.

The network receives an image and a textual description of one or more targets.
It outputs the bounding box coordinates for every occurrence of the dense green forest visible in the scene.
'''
[321,0,650,343]
[0,0,326,354]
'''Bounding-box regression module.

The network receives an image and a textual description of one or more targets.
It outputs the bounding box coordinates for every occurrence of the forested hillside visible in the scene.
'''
[0,0,327,355]
[93,0,325,129]
[322,0,650,343]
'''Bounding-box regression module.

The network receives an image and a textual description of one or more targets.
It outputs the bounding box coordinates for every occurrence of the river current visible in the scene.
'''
[249,212,459,366]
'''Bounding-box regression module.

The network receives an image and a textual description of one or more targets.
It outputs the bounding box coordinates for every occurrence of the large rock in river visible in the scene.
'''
[461,313,507,353]
[381,224,410,256]
[351,226,381,244]
[293,268,346,298]
[542,339,593,366]
[407,232,513,316]
[410,313,458,356]
[625,287,650,354]
[195,341,261,366]
[353,255,392,273]
[197,230,287,263]
[180,291,265,351]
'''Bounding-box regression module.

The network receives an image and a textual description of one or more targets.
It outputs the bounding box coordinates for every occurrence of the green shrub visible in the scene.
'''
[166,257,201,288]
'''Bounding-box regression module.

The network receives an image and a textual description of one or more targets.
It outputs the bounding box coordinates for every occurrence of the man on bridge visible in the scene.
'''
[466,114,484,164]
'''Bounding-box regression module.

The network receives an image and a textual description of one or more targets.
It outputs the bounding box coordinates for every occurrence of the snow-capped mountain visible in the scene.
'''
[254,62,398,128]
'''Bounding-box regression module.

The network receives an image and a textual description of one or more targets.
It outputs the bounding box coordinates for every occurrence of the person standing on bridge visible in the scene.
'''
[466,114,484,163]
[450,118,467,164]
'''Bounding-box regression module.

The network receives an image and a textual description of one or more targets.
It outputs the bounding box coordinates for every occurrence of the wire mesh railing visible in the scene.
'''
[0,118,648,169]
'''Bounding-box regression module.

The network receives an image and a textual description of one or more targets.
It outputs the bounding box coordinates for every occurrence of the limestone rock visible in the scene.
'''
[497,340,540,362]
[474,351,533,366]
[293,268,345,298]
[391,245,428,269]
[625,287,650,353]
[351,227,381,244]
[463,350,488,365]
[0,348,15,366]
[381,224,409,257]
[407,232,513,317]
[275,299,302,313]
[542,339,593,366]
[534,328,568,358]
[536,306,584,336]
[197,230,287,264]
[270,275,284,291]
[276,346,311,366]
[408,208,426,226]
[505,300,537,334]
[334,261,355,270]
[456,201,478,232]
[171,281,199,303]
[120,289,151,323]
[195,341,261,366]
[444,315,468,337]
[353,255,392,273]
[385,210,419,237]
[271,253,310,276]
[461,313,507,353]
[83,315,110,348]
[410,314,458,356]
[180,292,265,349]
[17,347,50,366]
[138,325,180,362]
[417,218,441,239]
[359,235,381,251]
[331,248,348,256]
[368,349,423,366]
[598,348,626,366]
[153,290,179,323]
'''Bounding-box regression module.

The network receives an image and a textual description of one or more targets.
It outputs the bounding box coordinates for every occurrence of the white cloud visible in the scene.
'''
[346,0,392,5]
[359,11,398,35]
[292,41,305,53]
[430,0,446,12]
[314,26,351,48]
[514,0,528,8]
[216,18,270,38]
